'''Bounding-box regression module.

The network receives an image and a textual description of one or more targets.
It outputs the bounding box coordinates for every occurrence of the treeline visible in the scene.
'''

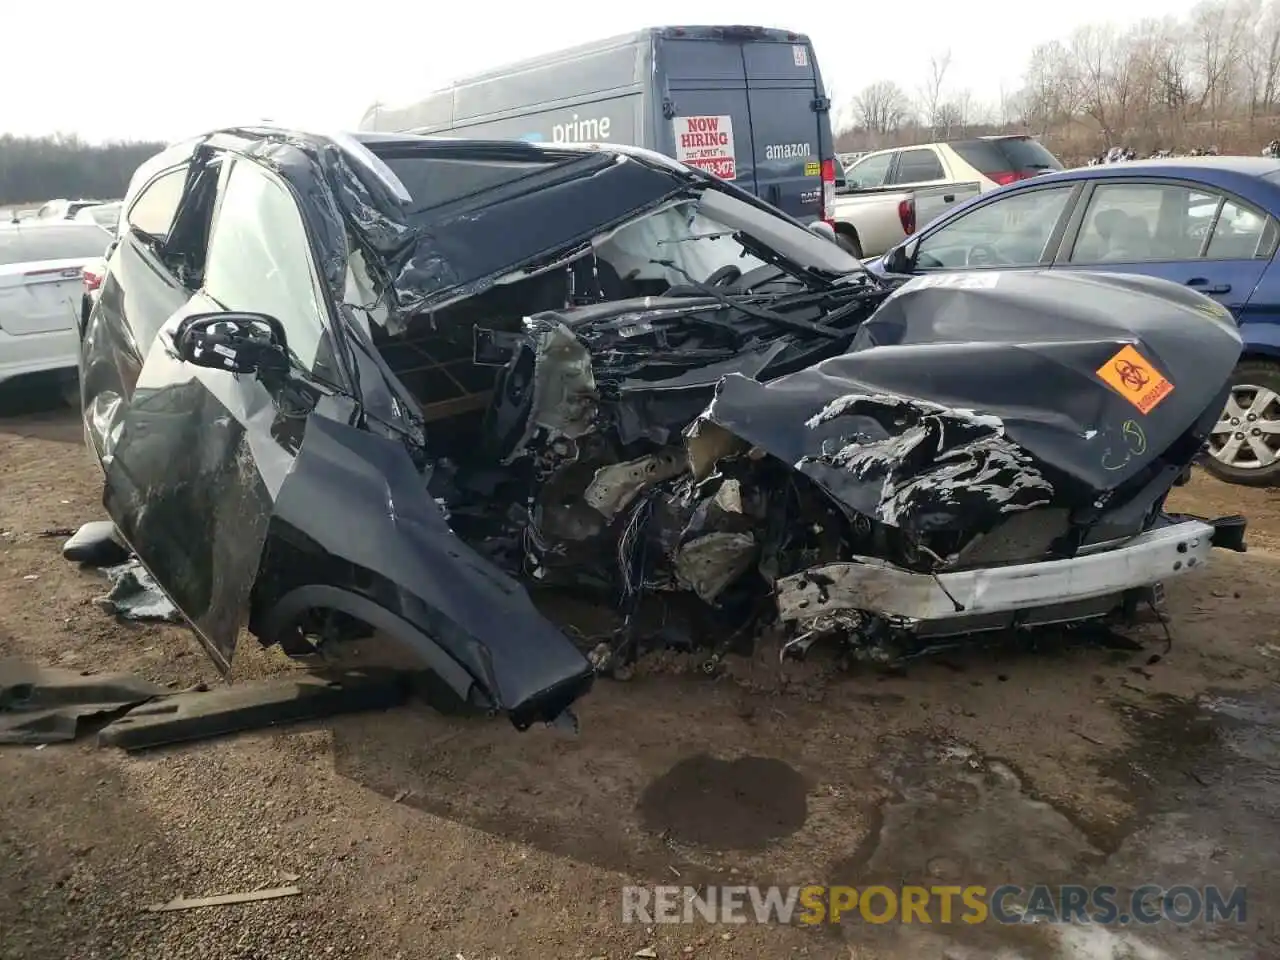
[836,0,1280,163]
[0,134,165,206]
[12,1,1280,200]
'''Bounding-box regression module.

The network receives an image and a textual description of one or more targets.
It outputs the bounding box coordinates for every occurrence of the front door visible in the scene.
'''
[903,183,1080,274]
[102,150,347,673]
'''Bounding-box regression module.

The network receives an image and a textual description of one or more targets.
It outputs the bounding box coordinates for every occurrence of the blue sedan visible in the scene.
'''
[866,156,1280,485]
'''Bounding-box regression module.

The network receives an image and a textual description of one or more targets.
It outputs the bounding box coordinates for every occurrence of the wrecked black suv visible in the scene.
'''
[79,126,1245,731]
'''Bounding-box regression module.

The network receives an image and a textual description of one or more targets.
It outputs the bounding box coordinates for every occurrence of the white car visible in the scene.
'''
[34,198,104,220]
[73,201,122,234]
[0,220,111,400]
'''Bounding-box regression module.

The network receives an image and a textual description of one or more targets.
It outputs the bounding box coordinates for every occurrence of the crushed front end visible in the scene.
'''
[472,269,1245,664]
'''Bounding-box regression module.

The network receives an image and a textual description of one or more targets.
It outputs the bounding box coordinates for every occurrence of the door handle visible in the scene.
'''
[1186,277,1231,295]
[943,194,955,202]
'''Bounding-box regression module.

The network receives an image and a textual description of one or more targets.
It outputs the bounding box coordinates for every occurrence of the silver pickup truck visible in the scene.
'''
[829,137,1063,257]
[832,180,980,257]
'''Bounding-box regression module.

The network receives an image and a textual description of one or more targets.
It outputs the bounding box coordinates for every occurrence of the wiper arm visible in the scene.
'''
[658,230,736,245]
[650,258,841,339]
[730,232,833,291]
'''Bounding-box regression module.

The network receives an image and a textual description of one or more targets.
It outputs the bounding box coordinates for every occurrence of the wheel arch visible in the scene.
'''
[832,220,863,257]
[1240,344,1280,362]
[255,584,484,708]
[833,220,860,244]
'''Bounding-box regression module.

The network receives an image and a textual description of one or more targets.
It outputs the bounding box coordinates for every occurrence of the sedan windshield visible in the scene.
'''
[86,204,121,227]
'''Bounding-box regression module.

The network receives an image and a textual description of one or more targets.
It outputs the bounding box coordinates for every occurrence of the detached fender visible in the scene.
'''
[265,415,595,730]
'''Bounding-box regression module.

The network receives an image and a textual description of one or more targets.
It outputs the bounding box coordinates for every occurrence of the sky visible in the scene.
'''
[3,0,1188,142]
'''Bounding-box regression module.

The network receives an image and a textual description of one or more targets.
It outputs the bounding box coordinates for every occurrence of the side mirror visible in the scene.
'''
[808,220,838,244]
[174,311,290,379]
[883,238,917,274]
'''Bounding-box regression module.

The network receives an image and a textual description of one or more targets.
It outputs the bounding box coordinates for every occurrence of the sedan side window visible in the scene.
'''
[126,167,188,240]
[914,186,1075,269]
[203,160,329,376]
[1206,198,1275,259]
[847,152,893,189]
[1068,182,1236,263]
[889,148,944,185]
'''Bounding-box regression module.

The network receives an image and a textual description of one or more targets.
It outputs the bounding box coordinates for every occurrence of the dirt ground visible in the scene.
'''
[2,388,1279,960]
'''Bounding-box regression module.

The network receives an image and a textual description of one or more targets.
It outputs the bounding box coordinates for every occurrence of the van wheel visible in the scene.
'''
[835,230,862,258]
[1203,359,1280,486]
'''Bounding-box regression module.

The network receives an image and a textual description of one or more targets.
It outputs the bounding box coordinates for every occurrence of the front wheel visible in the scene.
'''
[1203,359,1280,486]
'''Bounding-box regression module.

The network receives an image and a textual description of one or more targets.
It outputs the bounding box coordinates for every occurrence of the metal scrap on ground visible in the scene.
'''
[95,560,181,622]
[59,521,181,622]
[143,886,301,912]
[0,658,165,744]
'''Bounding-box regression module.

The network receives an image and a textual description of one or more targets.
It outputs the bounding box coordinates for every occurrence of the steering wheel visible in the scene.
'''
[965,243,1005,267]
[704,264,742,287]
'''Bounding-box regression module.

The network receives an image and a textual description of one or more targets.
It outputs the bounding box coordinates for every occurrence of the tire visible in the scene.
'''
[59,377,81,409]
[835,230,863,259]
[1203,358,1280,486]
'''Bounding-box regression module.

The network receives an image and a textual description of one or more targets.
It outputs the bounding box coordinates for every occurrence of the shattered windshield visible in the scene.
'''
[597,199,767,288]
[692,185,863,276]
[595,186,866,293]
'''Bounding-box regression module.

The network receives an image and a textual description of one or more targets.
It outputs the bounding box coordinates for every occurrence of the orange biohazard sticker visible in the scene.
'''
[1095,345,1175,415]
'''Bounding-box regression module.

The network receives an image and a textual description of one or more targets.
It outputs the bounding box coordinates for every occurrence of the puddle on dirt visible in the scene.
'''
[818,688,1280,959]
[1100,694,1218,821]
[636,754,809,851]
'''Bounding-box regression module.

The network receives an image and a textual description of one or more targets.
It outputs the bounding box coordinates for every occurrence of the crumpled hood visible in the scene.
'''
[315,137,700,320]
[695,270,1242,532]
[191,131,701,332]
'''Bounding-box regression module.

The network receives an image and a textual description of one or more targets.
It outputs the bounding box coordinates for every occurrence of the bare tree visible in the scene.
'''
[883,0,1280,163]
[1258,1,1280,111]
[853,80,914,136]
[918,50,953,137]
[934,90,977,137]
[1237,0,1280,119]
[1025,41,1081,133]
[1189,0,1248,126]
[996,81,1017,127]
[1071,25,1121,143]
